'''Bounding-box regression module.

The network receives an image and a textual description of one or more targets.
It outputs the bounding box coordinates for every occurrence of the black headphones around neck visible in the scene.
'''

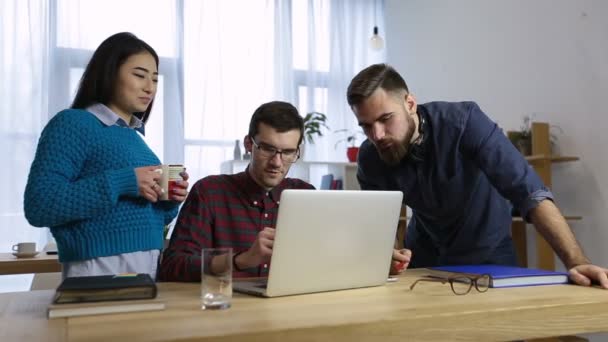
[408,111,426,163]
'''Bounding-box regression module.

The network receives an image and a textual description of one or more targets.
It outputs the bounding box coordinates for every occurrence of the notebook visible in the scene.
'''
[233,189,403,297]
[48,298,165,319]
[428,265,569,288]
[52,273,157,304]
[319,174,334,190]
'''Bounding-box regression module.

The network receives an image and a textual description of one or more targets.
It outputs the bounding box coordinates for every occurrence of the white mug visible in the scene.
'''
[12,242,36,254]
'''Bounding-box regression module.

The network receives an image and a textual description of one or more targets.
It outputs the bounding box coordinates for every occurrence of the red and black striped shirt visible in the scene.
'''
[158,169,314,282]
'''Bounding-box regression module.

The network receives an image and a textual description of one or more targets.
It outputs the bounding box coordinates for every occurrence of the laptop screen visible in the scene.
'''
[259,189,403,297]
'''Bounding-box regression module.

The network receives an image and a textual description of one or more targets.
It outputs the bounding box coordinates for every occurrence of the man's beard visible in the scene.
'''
[378,140,408,166]
[377,115,416,166]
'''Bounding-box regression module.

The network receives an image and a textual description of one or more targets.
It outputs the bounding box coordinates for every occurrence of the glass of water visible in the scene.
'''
[201,247,233,310]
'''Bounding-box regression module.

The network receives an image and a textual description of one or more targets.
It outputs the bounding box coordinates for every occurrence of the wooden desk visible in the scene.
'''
[2,269,608,341]
[0,253,61,275]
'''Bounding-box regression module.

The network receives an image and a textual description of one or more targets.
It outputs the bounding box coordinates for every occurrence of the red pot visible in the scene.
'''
[346,147,359,162]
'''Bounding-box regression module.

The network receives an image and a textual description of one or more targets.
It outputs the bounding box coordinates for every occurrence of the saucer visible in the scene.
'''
[12,251,39,258]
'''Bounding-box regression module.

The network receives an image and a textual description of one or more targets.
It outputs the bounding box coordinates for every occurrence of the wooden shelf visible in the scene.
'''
[512,122,583,271]
[512,215,582,222]
[221,160,360,190]
[524,155,580,163]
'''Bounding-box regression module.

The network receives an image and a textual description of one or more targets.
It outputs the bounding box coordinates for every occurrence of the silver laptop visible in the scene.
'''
[233,189,403,297]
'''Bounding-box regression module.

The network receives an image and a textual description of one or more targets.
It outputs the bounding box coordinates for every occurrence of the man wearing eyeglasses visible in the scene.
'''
[159,101,314,282]
[346,63,608,289]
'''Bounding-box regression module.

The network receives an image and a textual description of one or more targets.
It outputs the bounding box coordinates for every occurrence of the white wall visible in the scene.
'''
[386,0,608,272]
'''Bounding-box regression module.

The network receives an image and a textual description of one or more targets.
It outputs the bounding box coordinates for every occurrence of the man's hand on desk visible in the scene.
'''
[389,248,412,275]
[235,227,275,269]
[568,264,608,289]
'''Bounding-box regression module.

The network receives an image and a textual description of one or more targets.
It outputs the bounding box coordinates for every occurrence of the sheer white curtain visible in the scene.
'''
[294,0,386,162]
[0,0,52,292]
[182,0,277,182]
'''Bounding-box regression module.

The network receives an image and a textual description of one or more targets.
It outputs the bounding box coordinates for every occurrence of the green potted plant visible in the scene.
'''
[334,129,365,162]
[301,112,329,160]
[507,115,563,156]
[303,111,329,144]
[508,115,532,156]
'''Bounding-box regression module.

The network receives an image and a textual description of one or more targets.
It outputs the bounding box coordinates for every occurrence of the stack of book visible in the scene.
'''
[320,174,343,190]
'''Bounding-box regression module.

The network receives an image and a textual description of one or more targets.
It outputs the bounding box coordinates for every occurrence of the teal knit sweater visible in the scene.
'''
[24,109,179,262]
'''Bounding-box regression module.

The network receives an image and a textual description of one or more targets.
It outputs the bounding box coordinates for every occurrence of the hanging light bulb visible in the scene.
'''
[370,26,384,51]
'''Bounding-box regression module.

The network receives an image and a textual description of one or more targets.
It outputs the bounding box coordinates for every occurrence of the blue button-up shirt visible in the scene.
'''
[357,101,552,266]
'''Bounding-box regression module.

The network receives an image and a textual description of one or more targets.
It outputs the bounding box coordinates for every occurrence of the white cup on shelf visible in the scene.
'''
[12,242,37,254]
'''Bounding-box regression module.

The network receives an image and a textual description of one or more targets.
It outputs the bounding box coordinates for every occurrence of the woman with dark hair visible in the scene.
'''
[24,32,189,279]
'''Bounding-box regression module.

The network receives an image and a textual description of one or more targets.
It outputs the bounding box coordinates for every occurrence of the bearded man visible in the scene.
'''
[346,63,608,289]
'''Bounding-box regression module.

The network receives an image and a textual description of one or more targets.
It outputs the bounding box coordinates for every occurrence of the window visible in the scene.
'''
[183,0,338,181]
[53,0,180,162]
[53,0,374,182]
[182,0,276,181]
[293,0,330,116]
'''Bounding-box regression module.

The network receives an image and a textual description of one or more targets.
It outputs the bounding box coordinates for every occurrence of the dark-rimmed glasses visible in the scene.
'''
[250,138,300,163]
[409,274,491,295]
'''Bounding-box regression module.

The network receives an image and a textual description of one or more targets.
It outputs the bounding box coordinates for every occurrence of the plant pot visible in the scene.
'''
[346,147,359,162]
